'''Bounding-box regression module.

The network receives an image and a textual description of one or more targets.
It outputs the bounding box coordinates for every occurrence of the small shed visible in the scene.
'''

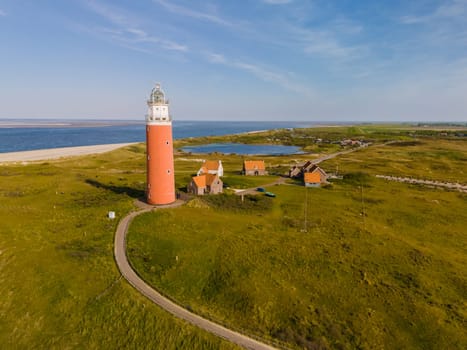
[243,160,267,176]
[197,160,223,177]
[304,166,328,187]
[188,174,223,195]
[289,160,315,178]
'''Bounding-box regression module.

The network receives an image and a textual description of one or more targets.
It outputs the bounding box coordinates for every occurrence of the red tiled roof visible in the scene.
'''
[304,171,321,183]
[205,174,218,186]
[192,175,206,188]
[192,174,218,188]
[202,160,220,171]
[243,160,265,171]
[304,166,328,183]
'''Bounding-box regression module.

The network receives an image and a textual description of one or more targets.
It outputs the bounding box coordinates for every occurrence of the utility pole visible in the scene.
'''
[360,184,365,231]
[303,187,308,233]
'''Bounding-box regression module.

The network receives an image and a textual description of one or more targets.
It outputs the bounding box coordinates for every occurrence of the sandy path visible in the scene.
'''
[0,143,138,163]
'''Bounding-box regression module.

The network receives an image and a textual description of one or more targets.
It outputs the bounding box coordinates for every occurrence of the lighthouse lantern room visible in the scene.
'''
[146,83,176,205]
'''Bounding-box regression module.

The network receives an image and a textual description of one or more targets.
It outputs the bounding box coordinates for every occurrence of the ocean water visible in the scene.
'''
[0,120,316,153]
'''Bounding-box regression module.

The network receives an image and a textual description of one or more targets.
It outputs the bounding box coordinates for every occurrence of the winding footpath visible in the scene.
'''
[114,201,278,350]
[375,175,467,193]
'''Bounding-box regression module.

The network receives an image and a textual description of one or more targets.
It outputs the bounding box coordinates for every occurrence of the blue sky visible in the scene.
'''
[0,0,466,121]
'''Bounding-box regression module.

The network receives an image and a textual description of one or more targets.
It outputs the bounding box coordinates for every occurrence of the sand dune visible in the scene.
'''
[0,143,138,163]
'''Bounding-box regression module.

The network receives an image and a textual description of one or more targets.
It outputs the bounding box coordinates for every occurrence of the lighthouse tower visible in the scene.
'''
[145,83,175,205]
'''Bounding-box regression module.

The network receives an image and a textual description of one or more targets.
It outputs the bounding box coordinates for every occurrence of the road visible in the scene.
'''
[312,143,371,164]
[114,201,278,350]
[376,175,467,193]
[233,177,287,195]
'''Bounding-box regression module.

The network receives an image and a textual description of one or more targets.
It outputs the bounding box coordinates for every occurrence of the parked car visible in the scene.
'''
[257,187,265,192]
[265,192,276,197]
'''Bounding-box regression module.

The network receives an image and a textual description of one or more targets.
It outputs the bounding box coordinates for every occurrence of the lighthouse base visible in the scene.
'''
[146,192,176,206]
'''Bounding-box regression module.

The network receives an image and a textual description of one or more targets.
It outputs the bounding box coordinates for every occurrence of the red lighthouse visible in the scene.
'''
[146,83,175,205]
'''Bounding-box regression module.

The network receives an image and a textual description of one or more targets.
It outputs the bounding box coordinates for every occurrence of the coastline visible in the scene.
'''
[0,127,277,163]
[0,143,138,163]
[0,120,143,128]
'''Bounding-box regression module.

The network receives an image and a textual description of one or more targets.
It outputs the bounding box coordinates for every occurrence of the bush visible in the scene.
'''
[342,172,372,187]
[387,141,423,147]
[201,193,273,212]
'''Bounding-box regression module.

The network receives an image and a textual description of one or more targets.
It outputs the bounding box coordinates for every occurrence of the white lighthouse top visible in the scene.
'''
[146,83,171,124]
[148,83,168,105]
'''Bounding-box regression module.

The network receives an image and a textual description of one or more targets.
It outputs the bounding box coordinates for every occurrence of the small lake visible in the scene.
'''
[180,143,304,155]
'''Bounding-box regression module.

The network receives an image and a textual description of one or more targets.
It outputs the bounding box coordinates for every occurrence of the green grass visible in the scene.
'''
[128,132,467,350]
[1,126,466,349]
[174,124,466,152]
[128,180,466,350]
[0,146,238,350]
[323,139,467,183]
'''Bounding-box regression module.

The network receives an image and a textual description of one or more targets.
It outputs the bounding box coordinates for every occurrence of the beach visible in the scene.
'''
[0,143,137,163]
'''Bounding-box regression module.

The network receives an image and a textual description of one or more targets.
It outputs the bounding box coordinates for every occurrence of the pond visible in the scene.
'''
[180,143,304,155]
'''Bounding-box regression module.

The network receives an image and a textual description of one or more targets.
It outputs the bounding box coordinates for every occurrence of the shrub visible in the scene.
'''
[201,193,273,212]
[342,172,372,187]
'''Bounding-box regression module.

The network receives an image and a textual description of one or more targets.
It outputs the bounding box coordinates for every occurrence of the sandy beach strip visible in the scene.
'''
[0,143,138,163]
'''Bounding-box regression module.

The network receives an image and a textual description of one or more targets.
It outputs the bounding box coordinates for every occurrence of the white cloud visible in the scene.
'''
[205,52,314,96]
[83,0,188,52]
[434,0,467,18]
[399,15,427,24]
[206,53,227,64]
[401,0,467,24]
[153,0,231,26]
[284,24,366,60]
[303,36,362,58]
[332,18,363,35]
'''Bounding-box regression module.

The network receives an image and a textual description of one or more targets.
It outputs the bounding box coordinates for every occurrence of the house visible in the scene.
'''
[340,139,362,147]
[289,160,315,178]
[197,160,223,177]
[188,174,223,195]
[304,166,328,187]
[243,160,267,176]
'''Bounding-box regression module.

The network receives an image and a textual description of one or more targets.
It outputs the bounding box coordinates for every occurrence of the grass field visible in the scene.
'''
[1,125,465,349]
[130,129,467,350]
[0,148,238,349]
[323,139,467,184]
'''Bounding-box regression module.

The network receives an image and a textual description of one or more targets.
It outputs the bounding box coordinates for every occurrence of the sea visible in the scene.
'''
[0,120,323,153]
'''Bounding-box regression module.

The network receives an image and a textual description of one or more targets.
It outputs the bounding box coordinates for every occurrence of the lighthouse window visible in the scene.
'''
[166,141,169,145]
[167,170,171,174]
